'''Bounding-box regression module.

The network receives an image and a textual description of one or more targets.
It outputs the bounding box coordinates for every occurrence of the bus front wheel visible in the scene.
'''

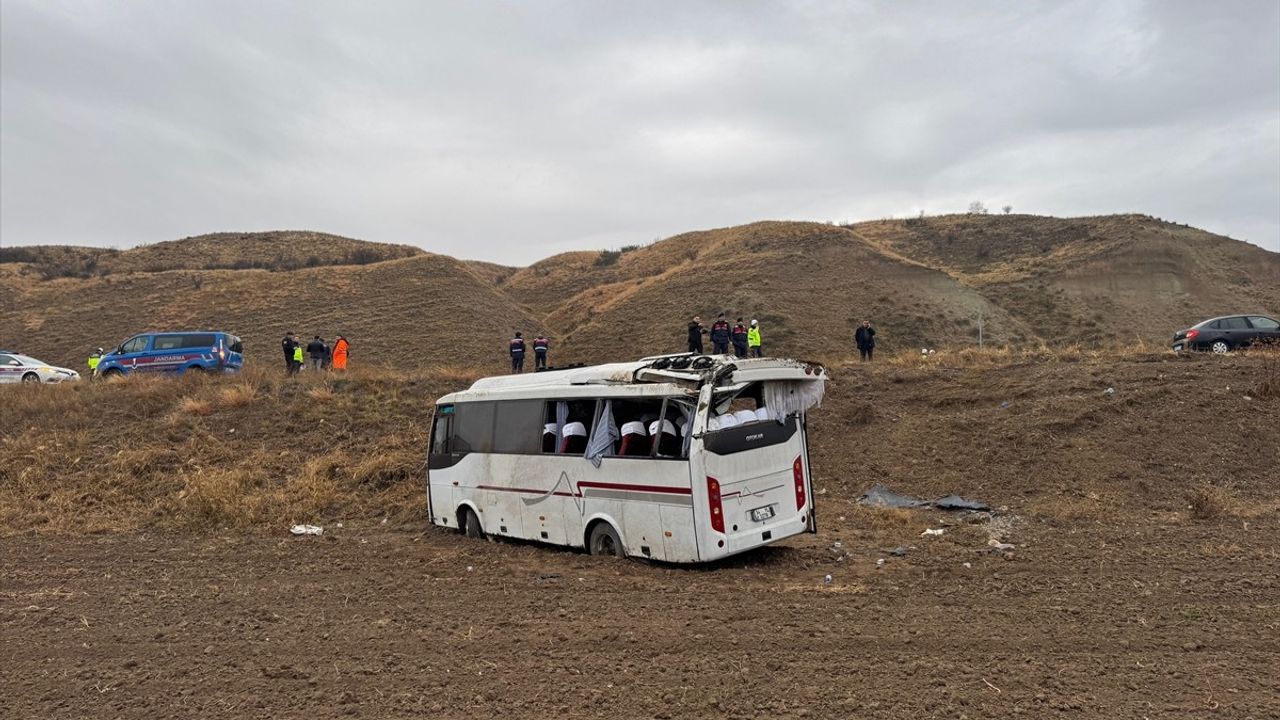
[460,507,484,539]
[588,522,625,559]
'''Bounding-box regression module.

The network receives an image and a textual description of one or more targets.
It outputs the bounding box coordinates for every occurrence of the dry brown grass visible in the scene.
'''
[0,364,464,536]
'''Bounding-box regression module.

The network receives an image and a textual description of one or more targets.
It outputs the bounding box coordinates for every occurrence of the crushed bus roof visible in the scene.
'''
[444,355,826,404]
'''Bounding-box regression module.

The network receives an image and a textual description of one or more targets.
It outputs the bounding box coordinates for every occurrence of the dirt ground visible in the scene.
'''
[3,506,1277,719]
[3,351,1278,719]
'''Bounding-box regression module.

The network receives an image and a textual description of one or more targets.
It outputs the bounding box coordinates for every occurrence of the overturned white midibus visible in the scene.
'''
[426,354,827,563]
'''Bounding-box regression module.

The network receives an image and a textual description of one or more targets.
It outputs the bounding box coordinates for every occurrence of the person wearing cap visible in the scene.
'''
[747,319,763,357]
[509,332,527,373]
[731,318,749,358]
[710,313,731,354]
[533,334,550,370]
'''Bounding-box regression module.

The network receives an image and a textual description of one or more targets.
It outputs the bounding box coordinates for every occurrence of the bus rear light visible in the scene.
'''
[793,456,806,511]
[706,476,725,533]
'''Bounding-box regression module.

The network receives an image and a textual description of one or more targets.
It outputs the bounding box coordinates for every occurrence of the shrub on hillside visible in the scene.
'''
[595,250,622,267]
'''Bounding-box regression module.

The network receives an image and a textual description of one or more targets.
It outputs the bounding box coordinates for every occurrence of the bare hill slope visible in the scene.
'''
[0,231,422,278]
[1,252,543,372]
[2,214,1276,370]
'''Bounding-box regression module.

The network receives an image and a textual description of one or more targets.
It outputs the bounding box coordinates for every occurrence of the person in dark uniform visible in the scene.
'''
[306,335,327,372]
[510,332,527,373]
[855,320,877,361]
[687,316,706,354]
[731,318,749,358]
[281,332,300,375]
[533,334,550,370]
[710,313,731,354]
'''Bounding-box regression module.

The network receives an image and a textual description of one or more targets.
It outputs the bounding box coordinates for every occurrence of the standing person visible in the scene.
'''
[87,348,103,379]
[855,320,877,362]
[509,332,527,373]
[747,320,763,357]
[292,343,304,373]
[731,318,749,358]
[282,333,300,375]
[533,334,550,370]
[710,313,731,355]
[331,335,350,371]
[687,316,706,354]
[306,335,327,372]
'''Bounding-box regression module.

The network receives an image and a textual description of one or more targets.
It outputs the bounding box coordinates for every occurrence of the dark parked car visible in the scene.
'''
[1171,315,1280,354]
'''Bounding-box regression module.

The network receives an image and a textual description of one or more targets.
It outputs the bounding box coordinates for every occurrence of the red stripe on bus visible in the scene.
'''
[577,481,692,495]
[470,481,692,497]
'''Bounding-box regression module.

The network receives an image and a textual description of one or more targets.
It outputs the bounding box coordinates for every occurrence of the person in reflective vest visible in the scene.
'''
[747,320,762,357]
[510,332,527,373]
[332,336,350,370]
[87,348,103,378]
[532,334,550,370]
[731,318,749,358]
[292,344,304,373]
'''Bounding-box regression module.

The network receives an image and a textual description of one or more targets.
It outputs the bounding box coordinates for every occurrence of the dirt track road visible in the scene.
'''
[4,507,1276,720]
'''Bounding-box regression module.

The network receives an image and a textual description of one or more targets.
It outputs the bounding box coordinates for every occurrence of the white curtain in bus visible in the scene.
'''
[679,403,693,455]
[586,400,619,468]
[763,379,826,417]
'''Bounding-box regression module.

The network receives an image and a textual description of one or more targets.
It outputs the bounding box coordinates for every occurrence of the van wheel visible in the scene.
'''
[460,508,484,539]
[22,372,40,384]
[588,522,625,558]
[103,368,124,380]
[1210,340,1231,354]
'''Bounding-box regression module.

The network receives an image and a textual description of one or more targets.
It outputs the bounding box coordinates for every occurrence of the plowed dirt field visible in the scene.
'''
[3,351,1278,719]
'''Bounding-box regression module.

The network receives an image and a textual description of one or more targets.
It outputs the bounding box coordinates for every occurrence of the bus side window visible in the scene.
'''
[451,402,496,454]
[492,400,544,454]
[430,408,453,455]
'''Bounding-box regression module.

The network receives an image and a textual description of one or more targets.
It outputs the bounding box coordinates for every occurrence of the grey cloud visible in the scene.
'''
[2,0,1277,262]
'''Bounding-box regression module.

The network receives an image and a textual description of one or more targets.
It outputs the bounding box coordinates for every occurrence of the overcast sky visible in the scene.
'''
[2,1,1277,263]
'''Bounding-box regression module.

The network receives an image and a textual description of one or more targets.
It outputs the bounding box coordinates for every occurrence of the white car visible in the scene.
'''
[0,351,81,384]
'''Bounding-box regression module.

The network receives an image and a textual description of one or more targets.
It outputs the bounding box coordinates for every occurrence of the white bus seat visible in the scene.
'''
[560,421,588,454]
[718,414,740,429]
[542,422,559,453]
[734,409,759,425]
[755,407,773,422]
[619,420,648,456]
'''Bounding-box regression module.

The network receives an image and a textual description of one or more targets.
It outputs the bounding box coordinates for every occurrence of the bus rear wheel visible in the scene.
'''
[588,522,625,558]
[460,507,484,539]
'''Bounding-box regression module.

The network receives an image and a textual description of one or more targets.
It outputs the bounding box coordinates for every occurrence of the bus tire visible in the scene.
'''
[460,507,484,539]
[587,522,625,559]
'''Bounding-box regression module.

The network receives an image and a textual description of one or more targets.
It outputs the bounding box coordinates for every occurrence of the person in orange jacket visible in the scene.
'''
[332,335,350,370]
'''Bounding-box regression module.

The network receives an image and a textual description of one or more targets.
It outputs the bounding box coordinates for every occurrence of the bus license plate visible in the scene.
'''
[751,506,775,522]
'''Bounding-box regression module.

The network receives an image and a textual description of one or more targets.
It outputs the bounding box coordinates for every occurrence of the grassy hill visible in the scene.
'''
[1,214,1276,370]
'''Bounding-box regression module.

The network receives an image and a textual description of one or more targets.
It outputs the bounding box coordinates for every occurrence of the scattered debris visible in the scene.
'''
[887,546,910,557]
[921,528,945,537]
[860,484,991,512]
[823,574,833,585]
[988,540,1016,552]
[934,495,992,512]
[962,562,972,568]
[289,524,323,536]
[875,559,886,567]
[1103,387,1116,396]
[466,566,474,572]
[999,401,1010,409]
